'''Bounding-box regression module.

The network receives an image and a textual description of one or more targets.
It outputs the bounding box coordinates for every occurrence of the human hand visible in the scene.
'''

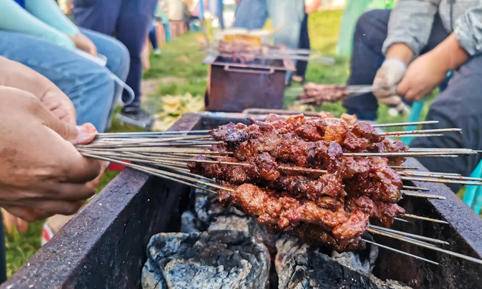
[0,57,76,124]
[70,33,97,56]
[2,209,28,234]
[0,86,102,221]
[397,34,469,101]
[372,58,407,106]
[396,52,447,101]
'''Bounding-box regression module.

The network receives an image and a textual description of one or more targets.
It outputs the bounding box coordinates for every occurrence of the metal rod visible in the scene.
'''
[368,225,449,245]
[368,228,482,265]
[380,128,462,136]
[403,185,430,191]
[402,191,446,200]
[401,176,482,186]
[362,238,439,265]
[403,214,448,224]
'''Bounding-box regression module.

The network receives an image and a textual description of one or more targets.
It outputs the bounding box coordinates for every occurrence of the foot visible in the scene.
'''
[119,107,154,129]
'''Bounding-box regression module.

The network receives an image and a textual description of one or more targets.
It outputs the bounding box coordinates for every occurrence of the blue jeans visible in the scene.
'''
[73,0,159,109]
[0,29,129,132]
[234,0,305,49]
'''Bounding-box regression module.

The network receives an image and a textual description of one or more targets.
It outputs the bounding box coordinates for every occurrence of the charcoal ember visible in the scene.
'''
[141,231,270,289]
[275,237,411,289]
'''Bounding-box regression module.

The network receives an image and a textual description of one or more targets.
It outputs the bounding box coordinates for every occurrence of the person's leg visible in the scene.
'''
[149,23,159,50]
[81,29,130,83]
[233,0,268,29]
[217,0,225,29]
[116,0,158,110]
[266,0,304,49]
[0,31,115,132]
[0,216,5,284]
[343,9,390,121]
[72,0,122,36]
[410,56,482,192]
[81,28,130,120]
[295,13,310,80]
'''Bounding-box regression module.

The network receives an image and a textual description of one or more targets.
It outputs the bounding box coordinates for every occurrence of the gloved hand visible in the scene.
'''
[373,58,407,104]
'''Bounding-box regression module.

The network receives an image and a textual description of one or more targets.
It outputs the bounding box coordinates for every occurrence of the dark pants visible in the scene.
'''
[73,0,158,109]
[149,23,159,50]
[296,13,310,79]
[0,219,5,284]
[346,10,482,190]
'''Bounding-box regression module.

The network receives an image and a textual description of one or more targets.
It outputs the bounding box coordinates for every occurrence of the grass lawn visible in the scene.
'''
[3,9,438,277]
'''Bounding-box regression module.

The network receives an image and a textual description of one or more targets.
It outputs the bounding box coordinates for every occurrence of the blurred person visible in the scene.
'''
[344,0,482,190]
[293,0,321,83]
[0,56,104,282]
[233,0,305,50]
[73,0,159,129]
[0,0,130,132]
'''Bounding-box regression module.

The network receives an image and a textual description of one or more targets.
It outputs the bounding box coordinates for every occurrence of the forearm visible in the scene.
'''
[25,0,79,37]
[0,0,74,49]
[382,0,441,56]
[431,34,469,71]
[385,43,415,65]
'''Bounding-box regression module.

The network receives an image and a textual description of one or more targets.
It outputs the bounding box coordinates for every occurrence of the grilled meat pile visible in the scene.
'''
[188,114,407,251]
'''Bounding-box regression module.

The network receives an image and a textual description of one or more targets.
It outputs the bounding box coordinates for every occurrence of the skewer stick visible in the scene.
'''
[403,185,430,191]
[402,191,446,200]
[402,214,448,224]
[362,238,439,265]
[368,228,482,265]
[368,225,449,245]
[82,153,218,194]
[394,217,410,223]
[400,176,482,186]
[373,121,439,128]
[380,128,462,136]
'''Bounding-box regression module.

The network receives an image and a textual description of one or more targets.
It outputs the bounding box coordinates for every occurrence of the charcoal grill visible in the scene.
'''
[204,55,294,112]
[3,112,482,289]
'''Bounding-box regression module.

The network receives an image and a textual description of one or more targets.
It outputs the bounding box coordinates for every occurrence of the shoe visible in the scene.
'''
[153,49,161,56]
[119,107,155,129]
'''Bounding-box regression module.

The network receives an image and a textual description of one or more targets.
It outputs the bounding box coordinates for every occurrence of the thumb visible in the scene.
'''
[37,106,97,144]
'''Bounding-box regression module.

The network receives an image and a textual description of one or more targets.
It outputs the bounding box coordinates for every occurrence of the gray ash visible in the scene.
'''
[143,190,413,289]
[275,237,410,289]
[142,231,270,289]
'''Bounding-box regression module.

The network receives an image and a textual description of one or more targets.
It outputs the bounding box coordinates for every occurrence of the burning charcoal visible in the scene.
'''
[275,236,411,289]
[142,231,270,289]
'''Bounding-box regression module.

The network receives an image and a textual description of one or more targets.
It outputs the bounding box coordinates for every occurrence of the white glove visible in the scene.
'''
[373,58,407,106]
